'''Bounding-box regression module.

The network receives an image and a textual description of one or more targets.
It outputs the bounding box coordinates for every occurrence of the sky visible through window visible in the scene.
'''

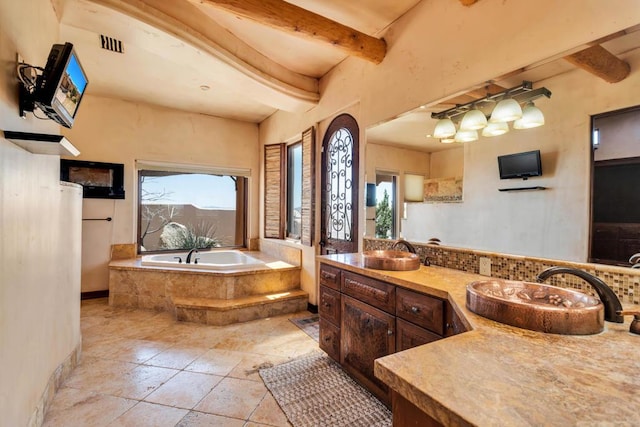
[142,174,237,209]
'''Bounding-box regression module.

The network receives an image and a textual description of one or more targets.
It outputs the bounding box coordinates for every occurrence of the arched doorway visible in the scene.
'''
[320,113,360,255]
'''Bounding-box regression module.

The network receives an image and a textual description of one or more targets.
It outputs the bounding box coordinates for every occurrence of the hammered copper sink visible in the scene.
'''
[466,279,605,335]
[362,250,421,271]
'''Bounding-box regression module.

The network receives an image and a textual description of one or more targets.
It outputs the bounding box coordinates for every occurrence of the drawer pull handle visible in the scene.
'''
[324,336,331,342]
[321,271,336,280]
[323,302,331,308]
[387,329,393,336]
[411,306,420,314]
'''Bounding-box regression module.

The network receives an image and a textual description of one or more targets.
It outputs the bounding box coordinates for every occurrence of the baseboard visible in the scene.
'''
[307,303,318,314]
[81,290,109,300]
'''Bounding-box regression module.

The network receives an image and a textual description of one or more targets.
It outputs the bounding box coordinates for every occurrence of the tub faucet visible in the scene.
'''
[186,249,199,264]
[391,238,417,254]
[536,266,624,323]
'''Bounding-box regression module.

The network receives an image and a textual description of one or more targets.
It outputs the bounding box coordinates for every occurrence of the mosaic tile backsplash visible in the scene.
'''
[364,238,640,305]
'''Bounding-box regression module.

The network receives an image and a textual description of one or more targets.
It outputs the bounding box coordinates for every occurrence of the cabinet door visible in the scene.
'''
[341,295,395,404]
[319,318,340,361]
[319,285,341,326]
[396,318,441,352]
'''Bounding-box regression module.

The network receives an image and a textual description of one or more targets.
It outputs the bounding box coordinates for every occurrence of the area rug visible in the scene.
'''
[259,352,392,427]
[289,314,319,342]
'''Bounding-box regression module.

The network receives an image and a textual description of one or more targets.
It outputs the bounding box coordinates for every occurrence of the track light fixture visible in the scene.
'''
[431,81,551,143]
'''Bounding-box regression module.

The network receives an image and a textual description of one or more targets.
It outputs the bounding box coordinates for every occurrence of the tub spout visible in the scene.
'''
[186,249,199,264]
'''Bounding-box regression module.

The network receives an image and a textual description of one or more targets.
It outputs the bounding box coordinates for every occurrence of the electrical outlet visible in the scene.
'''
[479,257,491,276]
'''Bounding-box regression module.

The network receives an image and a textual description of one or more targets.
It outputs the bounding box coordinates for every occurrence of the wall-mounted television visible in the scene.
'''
[498,150,542,179]
[60,159,125,199]
[497,150,542,180]
[34,43,89,128]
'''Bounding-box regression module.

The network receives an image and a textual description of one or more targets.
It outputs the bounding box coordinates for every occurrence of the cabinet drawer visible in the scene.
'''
[319,318,340,361]
[341,271,395,313]
[319,264,341,290]
[396,318,441,352]
[319,285,341,326]
[396,288,444,335]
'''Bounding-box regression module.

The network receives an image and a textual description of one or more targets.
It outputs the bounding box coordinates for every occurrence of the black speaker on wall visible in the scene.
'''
[366,183,377,207]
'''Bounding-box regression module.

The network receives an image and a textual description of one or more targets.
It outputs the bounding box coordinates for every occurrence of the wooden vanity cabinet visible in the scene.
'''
[319,264,342,361]
[318,262,465,407]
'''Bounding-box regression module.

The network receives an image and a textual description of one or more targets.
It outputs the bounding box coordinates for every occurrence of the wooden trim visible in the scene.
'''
[564,45,630,83]
[595,156,640,167]
[193,0,386,64]
[301,126,315,246]
[264,143,286,239]
[81,290,109,300]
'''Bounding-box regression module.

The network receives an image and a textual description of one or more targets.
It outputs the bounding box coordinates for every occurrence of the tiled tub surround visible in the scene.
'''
[109,251,308,326]
[319,254,640,426]
[365,237,640,305]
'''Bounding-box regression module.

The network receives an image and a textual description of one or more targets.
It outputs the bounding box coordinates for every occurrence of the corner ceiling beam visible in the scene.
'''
[190,0,387,64]
[564,45,630,83]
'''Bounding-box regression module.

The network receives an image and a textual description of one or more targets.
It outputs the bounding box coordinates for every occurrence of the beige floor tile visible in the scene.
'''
[144,371,223,409]
[226,353,289,382]
[249,392,291,427]
[43,387,136,427]
[108,401,189,426]
[194,377,267,419]
[175,411,245,427]
[63,357,139,392]
[185,348,246,376]
[100,365,179,400]
[143,345,209,370]
[103,339,172,363]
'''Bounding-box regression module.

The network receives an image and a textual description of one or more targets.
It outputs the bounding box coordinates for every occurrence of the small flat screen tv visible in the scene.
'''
[497,150,542,179]
[34,42,89,128]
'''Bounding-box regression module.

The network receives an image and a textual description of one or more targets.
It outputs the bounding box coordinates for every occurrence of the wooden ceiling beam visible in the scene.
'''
[564,45,630,83]
[190,0,386,64]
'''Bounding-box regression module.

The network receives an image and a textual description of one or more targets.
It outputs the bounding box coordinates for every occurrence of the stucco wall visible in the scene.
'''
[62,95,260,292]
[0,1,82,424]
[259,1,640,296]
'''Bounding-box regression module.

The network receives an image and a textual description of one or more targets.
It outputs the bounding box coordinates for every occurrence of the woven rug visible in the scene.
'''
[259,352,392,427]
[289,314,319,342]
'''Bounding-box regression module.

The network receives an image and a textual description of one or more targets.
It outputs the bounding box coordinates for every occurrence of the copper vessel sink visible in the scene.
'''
[362,250,420,271]
[466,279,604,335]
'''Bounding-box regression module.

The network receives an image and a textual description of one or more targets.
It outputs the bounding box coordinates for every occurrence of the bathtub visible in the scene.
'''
[141,250,265,270]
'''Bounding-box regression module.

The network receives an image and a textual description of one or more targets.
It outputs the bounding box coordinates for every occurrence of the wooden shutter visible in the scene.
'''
[301,127,315,246]
[264,144,285,239]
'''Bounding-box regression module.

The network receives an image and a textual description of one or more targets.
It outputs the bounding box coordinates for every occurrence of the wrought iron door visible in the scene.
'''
[320,114,359,255]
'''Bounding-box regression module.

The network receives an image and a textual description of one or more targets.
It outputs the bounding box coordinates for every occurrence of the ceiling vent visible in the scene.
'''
[100,35,124,54]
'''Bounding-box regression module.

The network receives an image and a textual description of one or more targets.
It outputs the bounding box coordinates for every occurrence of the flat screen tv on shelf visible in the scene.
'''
[34,42,89,128]
[497,150,542,180]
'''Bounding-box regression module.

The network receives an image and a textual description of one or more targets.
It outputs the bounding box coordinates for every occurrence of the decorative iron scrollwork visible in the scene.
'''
[325,128,354,241]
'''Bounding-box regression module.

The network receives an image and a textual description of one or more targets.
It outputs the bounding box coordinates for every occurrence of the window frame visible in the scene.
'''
[285,141,303,241]
[136,164,248,254]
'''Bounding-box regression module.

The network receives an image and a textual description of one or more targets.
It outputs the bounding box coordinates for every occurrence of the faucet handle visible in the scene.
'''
[617,310,640,335]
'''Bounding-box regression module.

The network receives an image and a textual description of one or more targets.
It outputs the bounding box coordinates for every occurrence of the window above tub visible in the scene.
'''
[136,160,249,253]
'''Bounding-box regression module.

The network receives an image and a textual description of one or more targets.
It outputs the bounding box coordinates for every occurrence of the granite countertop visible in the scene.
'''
[318,253,640,426]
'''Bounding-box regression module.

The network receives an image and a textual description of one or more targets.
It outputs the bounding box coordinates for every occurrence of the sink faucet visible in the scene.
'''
[186,248,199,264]
[536,266,624,323]
[391,238,417,254]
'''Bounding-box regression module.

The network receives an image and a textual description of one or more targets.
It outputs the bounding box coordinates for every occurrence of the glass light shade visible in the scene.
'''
[513,103,545,129]
[404,174,424,202]
[433,118,456,138]
[482,122,509,137]
[440,137,455,144]
[454,129,478,142]
[459,109,487,130]
[489,98,522,123]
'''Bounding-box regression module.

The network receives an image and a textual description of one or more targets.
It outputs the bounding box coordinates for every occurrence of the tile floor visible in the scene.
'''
[43,298,319,427]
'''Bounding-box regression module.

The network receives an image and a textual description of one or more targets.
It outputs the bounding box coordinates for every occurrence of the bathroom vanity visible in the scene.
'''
[318,253,640,426]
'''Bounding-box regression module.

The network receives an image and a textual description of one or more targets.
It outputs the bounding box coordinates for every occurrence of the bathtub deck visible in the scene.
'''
[108,251,307,325]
